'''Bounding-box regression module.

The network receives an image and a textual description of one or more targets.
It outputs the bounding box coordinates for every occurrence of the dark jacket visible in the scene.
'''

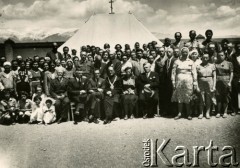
[50,77,69,98]
[136,71,159,92]
[67,77,88,101]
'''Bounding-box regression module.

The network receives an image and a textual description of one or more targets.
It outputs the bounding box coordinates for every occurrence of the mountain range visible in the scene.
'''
[0,29,239,43]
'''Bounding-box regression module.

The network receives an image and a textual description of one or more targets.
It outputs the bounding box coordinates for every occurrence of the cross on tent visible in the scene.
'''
[109,0,115,14]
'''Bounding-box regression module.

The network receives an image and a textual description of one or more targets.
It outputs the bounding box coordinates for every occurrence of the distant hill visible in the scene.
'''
[0,29,240,44]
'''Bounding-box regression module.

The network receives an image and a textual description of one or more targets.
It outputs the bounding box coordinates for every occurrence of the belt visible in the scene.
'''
[199,76,212,78]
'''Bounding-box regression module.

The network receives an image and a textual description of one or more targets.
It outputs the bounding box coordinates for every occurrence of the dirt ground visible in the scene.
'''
[0,115,240,168]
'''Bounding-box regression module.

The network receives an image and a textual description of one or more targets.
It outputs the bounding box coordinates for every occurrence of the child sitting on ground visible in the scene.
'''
[43,99,56,125]
[17,91,32,123]
[0,89,18,125]
[29,96,43,124]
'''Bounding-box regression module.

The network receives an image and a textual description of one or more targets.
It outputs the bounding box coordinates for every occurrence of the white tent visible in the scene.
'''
[58,13,163,53]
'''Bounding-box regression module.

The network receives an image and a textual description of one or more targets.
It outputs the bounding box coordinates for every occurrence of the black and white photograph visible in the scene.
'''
[0,0,240,167]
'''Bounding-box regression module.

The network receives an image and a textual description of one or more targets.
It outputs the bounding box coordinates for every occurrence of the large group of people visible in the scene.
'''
[0,29,240,125]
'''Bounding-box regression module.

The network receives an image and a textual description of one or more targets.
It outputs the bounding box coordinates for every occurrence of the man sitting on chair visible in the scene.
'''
[137,63,159,119]
[87,69,105,124]
[68,67,88,125]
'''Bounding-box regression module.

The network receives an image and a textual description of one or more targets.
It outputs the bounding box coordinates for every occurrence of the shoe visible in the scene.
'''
[222,113,227,118]
[38,121,43,125]
[73,121,78,125]
[216,113,221,118]
[124,115,128,120]
[88,115,94,123]
[174,114,181,120]
[187,116,192,120]
[83,117,89,122]
[231,112,236,116]
[103,120,108,125]
[12,122,16,125]
[143,114,147,119]
[198,114,203,119]
[154,114,161,118]
[94,119,99,124]
[113,117,120,121]
[57,118,62,124]
[130,115,135,119]
[206,114,211,119]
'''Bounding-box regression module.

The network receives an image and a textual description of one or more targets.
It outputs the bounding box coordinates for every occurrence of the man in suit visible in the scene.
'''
[137,63,159,118]
[163,48,177,117]
[106,50,122,77]
[87,69,105,123]
[49,67,69,124]
[68,68,88,125]
[46,42,63,61]
[78,51,94,78]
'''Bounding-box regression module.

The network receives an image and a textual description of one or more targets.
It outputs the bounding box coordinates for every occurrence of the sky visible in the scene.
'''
[0,0,239,39]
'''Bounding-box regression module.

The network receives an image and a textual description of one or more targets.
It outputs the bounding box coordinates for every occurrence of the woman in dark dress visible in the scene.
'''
[231,42,240,115]
[30,61,43,94]
[215,51,233,118]
[121,67,138,120]
[16,61,32,98]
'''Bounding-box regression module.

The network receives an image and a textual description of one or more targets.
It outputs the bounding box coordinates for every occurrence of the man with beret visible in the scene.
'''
[50,66,70,124]
[136,63,159,119]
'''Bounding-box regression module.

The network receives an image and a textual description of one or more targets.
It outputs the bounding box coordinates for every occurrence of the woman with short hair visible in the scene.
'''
[196,53,216,119]
[215,51,234,118]
[171,47,197,120]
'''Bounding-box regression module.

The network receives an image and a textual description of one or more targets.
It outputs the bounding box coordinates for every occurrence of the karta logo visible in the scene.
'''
[142,139,239,167]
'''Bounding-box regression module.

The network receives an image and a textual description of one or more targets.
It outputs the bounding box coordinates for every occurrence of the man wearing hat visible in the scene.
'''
[0,62,17,98]
[49,66,70,124]
[136,62,159,118]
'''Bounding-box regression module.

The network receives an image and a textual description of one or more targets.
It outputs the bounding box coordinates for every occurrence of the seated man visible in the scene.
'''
[136,63,159,118]
[49,67,70,124]
[68,68,88,125]
[103,66,123,124]
[87,69,105,124]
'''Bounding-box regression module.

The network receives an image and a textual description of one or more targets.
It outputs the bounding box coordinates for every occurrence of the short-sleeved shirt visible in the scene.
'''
[215,60,233,77]
[0,71,16,89]
[197,63,215,77]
